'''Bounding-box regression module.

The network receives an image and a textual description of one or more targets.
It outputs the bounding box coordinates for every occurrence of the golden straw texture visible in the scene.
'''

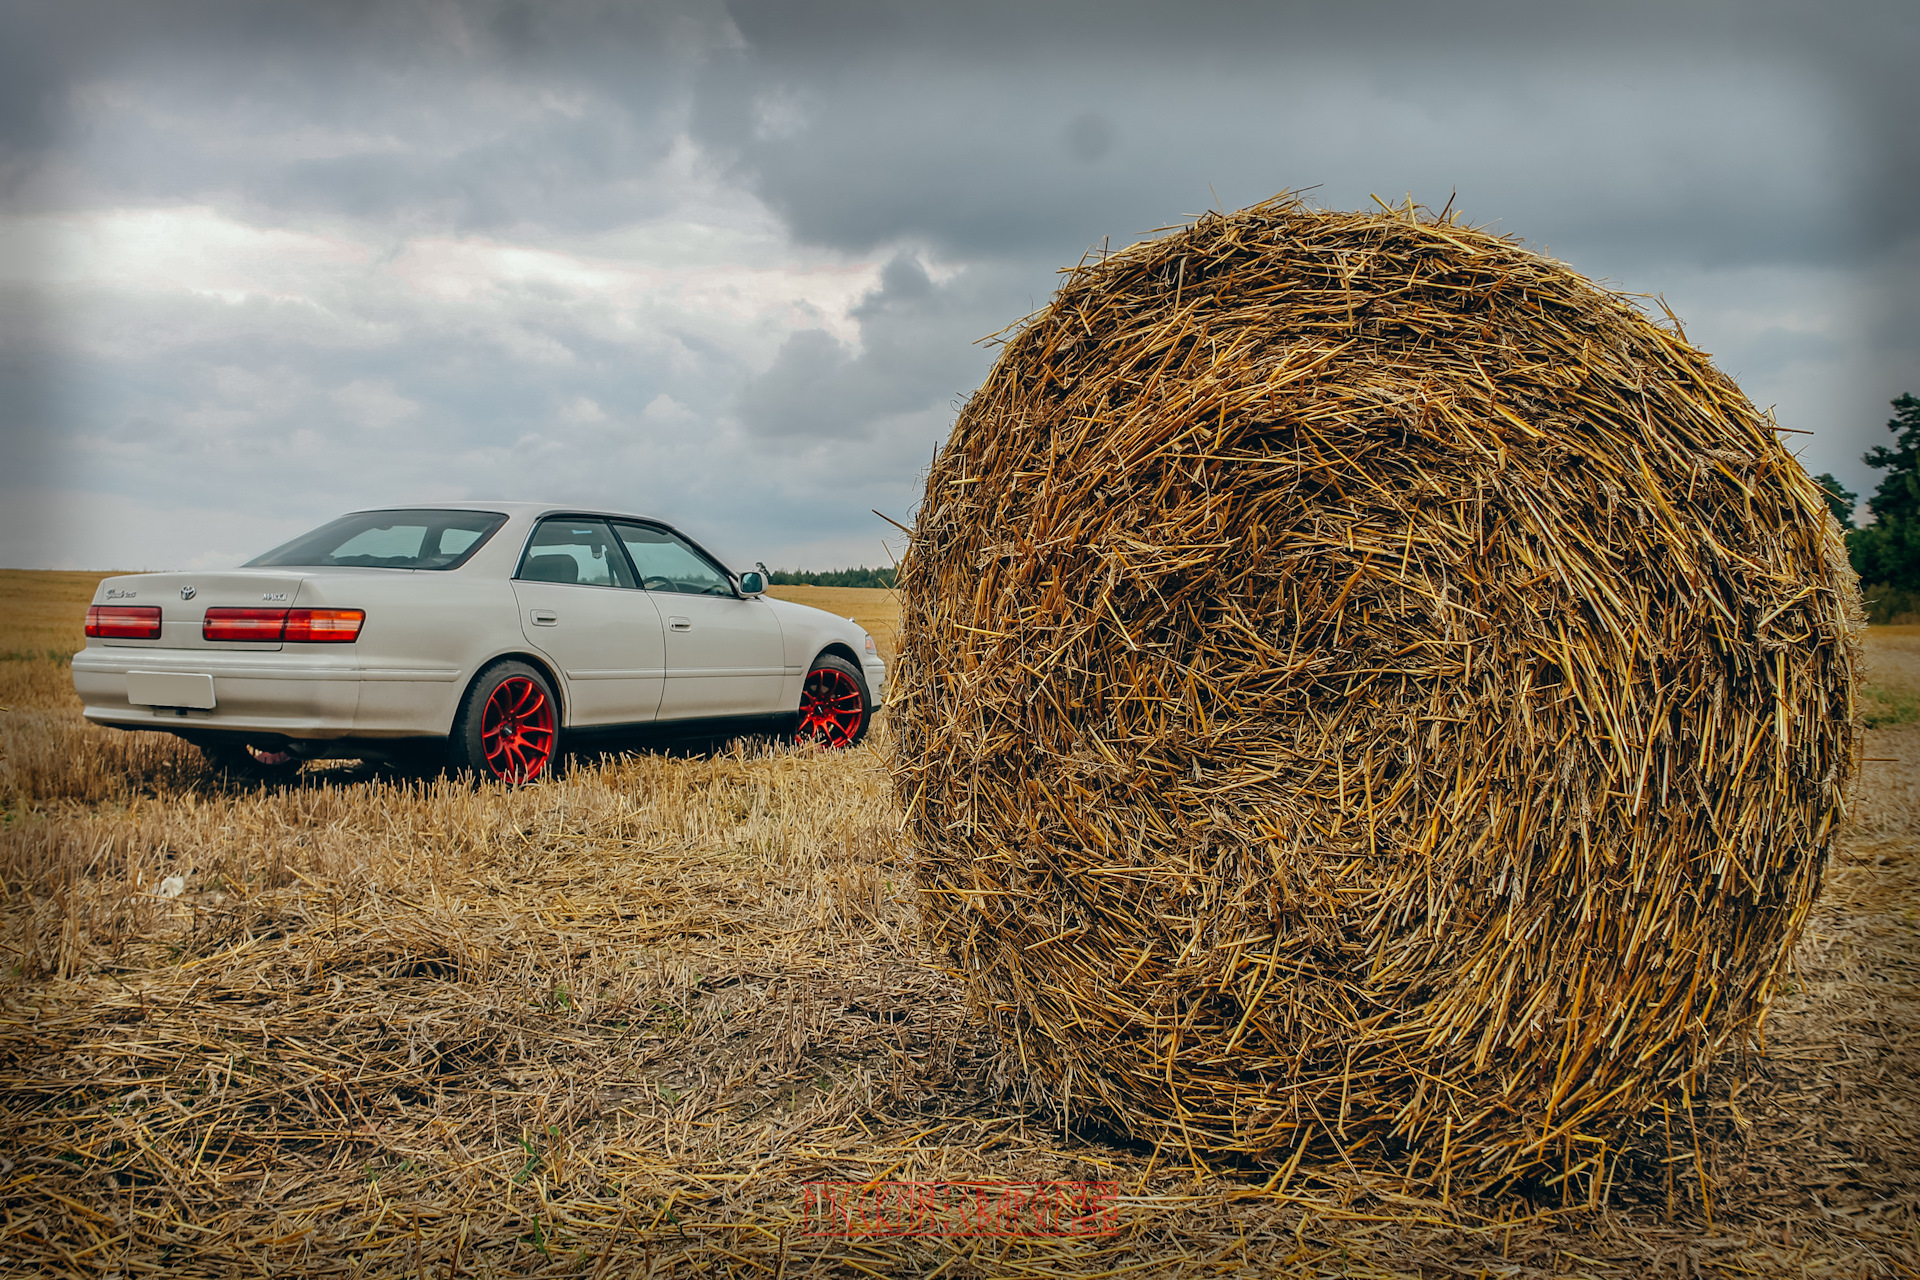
[891,196,1862,1189]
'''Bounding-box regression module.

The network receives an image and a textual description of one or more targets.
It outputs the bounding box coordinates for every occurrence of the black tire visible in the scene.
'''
[796,653,872,749]
[449,661,561,784]
[200,741,303,781]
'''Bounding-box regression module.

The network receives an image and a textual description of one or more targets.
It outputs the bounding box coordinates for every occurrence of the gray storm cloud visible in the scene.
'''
[735,255,998,445]
[1064,113,1115,165]
[0,0,1912,568]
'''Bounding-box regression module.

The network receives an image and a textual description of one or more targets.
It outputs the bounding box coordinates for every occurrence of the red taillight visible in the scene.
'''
[284,609,364,643]
[203,608,291,642]
[200,607,365,643]
[85,605,163,639]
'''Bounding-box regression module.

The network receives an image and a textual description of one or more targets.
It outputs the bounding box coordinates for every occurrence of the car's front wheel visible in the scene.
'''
[796,654,870,749]
[451,661,559,784]
[201,741,303,781]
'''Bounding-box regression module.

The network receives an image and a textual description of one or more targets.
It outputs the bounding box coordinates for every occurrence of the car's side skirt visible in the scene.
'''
[155,712,807,762]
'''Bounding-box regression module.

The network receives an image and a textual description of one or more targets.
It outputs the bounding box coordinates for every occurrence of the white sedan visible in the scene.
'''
[72,502,885,783]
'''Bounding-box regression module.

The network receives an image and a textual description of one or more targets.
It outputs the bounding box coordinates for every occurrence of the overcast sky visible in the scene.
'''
[1,0,1914,571]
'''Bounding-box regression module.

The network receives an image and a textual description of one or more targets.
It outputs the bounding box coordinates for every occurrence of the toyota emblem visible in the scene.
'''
[180,585,197,601]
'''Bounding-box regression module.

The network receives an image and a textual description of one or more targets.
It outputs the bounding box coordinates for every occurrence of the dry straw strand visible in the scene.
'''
[891,194,1862,1190]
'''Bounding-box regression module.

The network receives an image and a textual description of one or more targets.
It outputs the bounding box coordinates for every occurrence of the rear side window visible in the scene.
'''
[246,509,507,570]
[517,519,637,588]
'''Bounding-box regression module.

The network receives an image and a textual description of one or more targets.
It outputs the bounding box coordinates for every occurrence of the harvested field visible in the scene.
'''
[761,585,903,665]
[1,571,1915,1277]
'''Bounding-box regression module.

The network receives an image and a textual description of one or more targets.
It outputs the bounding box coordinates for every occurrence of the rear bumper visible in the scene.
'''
[72,646,463,741]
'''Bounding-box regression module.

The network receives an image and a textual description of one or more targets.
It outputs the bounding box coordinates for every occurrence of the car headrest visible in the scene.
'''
[523,554,579,584]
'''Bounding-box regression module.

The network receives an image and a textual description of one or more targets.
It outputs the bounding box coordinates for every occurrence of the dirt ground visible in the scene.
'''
[0,573,1914,1277]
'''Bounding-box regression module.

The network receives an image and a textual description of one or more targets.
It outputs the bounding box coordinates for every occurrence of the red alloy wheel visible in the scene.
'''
[797,664,866,748]
[480,674,556,782]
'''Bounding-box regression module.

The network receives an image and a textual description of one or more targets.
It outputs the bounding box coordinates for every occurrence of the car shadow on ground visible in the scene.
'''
[217,731,814,791]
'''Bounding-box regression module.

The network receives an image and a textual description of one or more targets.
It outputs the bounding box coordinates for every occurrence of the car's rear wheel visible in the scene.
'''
[452,661,559,784]
[201,741,303,781]
[796,654,870,749]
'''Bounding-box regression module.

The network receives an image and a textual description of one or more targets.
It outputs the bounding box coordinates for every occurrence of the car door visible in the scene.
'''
[511,517,667,727]
[610,521,786,720]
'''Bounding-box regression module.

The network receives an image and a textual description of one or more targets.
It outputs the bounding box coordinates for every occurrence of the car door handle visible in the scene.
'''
[667,616,691,632]
[530,610,558,626]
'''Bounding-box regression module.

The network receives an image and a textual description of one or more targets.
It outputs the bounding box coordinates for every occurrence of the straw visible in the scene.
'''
[891,194,1863,1189]
[1,578,1912,1274]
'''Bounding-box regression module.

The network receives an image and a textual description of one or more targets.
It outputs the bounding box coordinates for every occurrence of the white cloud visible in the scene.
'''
[331,379,420,430]
[751,87,810,143]
[384,232,878,348]
[0,206,371,303]
[0,196,927,569]
[556,394,608,426]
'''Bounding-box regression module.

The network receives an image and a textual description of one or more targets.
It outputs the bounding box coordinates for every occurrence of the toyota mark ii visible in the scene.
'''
[72,503,886,783]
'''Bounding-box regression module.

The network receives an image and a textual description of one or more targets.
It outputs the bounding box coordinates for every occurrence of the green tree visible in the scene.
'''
[767,566,897,588]
[1863,393,1920,522]
[1814,472,1856,527]
[1849,393,1920,603]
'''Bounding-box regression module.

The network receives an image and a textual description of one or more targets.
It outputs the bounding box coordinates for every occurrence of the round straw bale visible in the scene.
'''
[892,196,1860,1186]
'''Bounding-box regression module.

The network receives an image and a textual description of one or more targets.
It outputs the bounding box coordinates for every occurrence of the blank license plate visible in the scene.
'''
[126,671,217,709]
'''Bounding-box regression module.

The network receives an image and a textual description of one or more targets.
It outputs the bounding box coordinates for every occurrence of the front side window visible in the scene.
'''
[612,522,734,596]
[516,519,637,588]
[246,509,507,570]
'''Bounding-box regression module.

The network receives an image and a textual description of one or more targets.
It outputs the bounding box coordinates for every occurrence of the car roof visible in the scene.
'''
[341,502,742,573]
[346,501,668,524]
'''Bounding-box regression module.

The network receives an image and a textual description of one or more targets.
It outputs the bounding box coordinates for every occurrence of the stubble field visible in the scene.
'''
[1,570,1915,1277]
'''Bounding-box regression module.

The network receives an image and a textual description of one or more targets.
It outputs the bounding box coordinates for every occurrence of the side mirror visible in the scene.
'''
[738,570,765,596]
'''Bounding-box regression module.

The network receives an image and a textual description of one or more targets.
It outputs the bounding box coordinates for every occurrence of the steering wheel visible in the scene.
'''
[641,575,674,592]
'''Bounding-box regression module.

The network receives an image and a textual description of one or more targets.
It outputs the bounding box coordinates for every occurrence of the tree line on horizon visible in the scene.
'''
[1816,393,1920,624]
[767,566,897,589]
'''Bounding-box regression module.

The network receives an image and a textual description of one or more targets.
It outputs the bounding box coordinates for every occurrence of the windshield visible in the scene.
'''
[245,509,508,571]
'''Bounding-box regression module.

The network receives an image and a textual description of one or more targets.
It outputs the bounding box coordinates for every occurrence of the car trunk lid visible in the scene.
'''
[91,570,315,651]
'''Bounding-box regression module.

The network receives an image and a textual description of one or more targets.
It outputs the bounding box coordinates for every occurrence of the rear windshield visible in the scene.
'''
[245,509,508,571]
